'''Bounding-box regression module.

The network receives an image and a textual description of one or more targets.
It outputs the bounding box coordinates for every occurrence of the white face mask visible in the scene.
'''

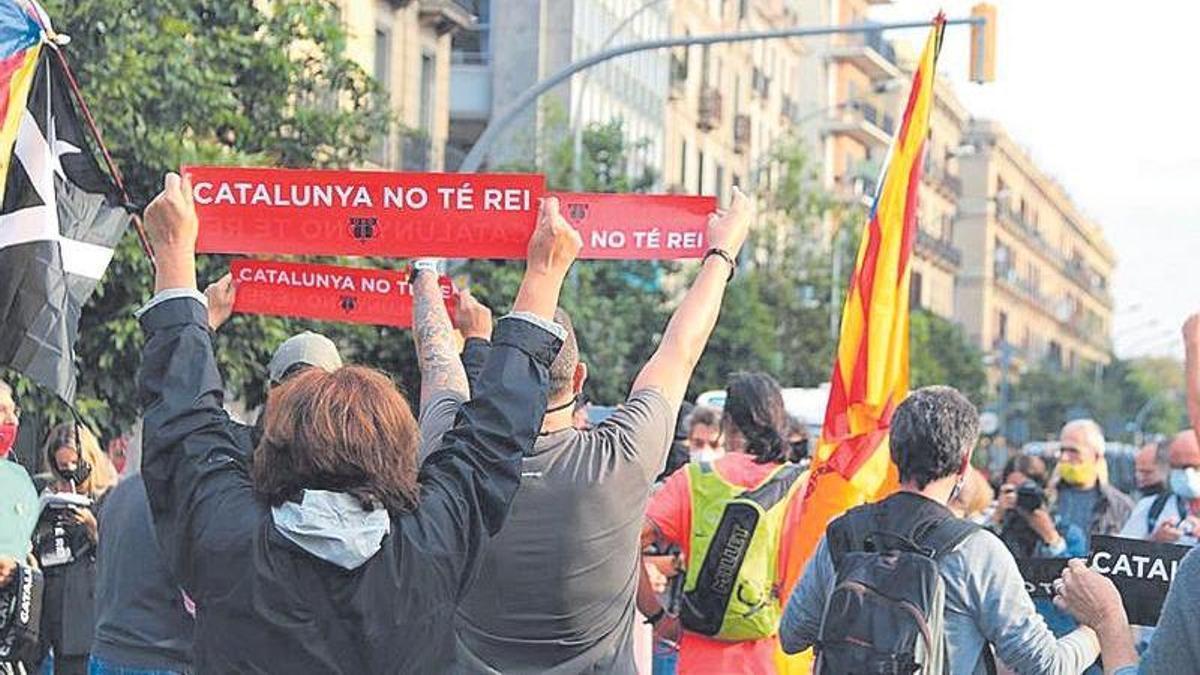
[1169,467,1200,500]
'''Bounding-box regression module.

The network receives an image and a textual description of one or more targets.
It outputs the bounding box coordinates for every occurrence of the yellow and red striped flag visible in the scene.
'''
[783,15,947,597]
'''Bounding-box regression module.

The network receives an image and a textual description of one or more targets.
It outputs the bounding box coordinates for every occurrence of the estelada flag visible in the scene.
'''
[0,2,132,401]
[782,17,946,596]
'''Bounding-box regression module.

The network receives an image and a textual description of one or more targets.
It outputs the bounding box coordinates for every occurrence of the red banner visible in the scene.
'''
[558,192,713,259]
[189,166,543,259]
[231,259,456,328]
[186,167,714,260]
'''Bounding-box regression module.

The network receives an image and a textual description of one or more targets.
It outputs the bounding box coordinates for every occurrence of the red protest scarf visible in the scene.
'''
[231,259,456,328]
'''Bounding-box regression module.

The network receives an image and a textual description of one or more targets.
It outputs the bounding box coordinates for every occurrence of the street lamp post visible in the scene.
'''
[459,17,986,173]
[570,0,666,191]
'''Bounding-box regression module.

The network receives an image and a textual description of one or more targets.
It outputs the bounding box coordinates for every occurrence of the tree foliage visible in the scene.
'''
[6,0,390,439]
[909,309,988,405]
[1008,356,1186,444]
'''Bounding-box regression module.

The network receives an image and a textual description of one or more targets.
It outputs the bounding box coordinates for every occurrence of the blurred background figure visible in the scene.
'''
[32,424,116,675]
[1134,440,1170,500]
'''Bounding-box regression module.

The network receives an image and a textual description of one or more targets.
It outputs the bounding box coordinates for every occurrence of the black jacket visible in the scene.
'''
[137,298,561,673]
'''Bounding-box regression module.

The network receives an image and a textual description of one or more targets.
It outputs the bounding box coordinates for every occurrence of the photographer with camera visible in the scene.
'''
[991,455,1088,640]
[31,424,115,675]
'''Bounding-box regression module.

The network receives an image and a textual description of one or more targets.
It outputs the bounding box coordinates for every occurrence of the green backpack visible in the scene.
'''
[680,461,805,641]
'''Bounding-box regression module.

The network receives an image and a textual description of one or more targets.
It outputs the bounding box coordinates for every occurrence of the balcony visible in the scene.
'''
[419,0,475,35]
[825,102,892,148]
[733,114,751,154]
[698,87,723,132]
[1064,258,1114,307]
[829,29,902,81]
[915,228,962,269]
[993,265,1049,310]
[922,159,961,198]
[995,201,1115,308]
[837,162,879,207]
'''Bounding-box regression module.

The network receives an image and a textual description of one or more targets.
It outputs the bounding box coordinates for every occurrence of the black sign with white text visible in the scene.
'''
[1016,535,1192,626]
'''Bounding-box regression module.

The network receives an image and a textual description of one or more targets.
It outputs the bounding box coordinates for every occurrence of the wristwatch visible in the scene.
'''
[410,258,444,282]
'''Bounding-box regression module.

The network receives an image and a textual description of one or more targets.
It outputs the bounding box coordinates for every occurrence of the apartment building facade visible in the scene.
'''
[337,0,474,171]
[661,0,808,202]
[446,0,670,178]
[956,119,1116,380]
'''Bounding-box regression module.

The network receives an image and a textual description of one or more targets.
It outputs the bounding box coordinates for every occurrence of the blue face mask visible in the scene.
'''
[1169,467,1200,500]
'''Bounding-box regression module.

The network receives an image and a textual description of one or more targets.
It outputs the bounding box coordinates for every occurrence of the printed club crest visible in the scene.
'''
[349,216,379,242]
[566,202,589,224]
[339,295,358,314]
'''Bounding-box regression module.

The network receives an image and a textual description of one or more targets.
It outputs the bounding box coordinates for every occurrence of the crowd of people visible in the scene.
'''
[0,173,1199,674]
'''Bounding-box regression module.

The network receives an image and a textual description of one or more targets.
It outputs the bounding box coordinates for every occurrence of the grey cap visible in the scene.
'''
[268,332,343,383]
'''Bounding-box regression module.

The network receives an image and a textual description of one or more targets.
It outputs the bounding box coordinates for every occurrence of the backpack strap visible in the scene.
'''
[1146,491,1174,533]
[916,516,981,560]
[737,464,805,511]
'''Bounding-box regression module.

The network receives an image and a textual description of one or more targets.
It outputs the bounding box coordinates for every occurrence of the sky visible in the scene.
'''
[869,1,1198,360]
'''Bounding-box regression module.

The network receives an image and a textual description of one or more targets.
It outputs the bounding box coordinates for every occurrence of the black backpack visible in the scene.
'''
[815,495,993,675]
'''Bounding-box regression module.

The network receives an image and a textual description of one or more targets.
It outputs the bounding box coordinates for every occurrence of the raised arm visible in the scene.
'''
[137,173,253,593]
[455,289,494,396]
[630,187,753,409]
[413,197,580,590]
[1185,314,1200,444]
[412,260,469,411]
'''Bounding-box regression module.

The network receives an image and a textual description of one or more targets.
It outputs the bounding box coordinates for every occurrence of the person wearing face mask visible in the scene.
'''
[1120,430,1200,546]
[1053,418,1134,549]
[1133,440,1170,499]
[0,380,37,562]
[31,423,116,675]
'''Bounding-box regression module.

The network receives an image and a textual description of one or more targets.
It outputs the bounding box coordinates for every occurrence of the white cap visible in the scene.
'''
[267,332,343,384]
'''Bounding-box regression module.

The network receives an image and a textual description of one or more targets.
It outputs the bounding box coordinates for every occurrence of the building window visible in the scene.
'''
[1048,341,1063,370]
[419,52,436,136]
[910,270,924,309]
[679,139,687,187]
[715,163,725,203]
[373,23,393,165]
[696,151,706,195]
[997,311,1008,343]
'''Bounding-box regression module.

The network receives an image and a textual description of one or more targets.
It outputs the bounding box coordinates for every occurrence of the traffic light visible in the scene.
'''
[970,3,997,83]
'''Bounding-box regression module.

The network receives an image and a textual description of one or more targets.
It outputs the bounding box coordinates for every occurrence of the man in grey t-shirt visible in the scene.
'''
[415,189,754,673]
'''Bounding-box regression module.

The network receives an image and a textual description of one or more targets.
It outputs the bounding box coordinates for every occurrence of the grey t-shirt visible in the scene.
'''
[419,389,675,674]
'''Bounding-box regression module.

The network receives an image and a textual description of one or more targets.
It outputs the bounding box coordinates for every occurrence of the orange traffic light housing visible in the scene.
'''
[970,3,997,83]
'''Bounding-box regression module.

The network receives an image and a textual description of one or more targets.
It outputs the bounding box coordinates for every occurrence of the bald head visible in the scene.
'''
[1168,431,1200,469]
[1136,442,1169,491]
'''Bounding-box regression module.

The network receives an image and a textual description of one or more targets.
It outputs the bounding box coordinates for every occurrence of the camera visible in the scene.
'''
[1015,481,1045,512]
[32,492,93,569]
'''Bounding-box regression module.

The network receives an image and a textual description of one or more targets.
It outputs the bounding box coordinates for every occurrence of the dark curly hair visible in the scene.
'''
[722,372,789,464]
[890,386,980,489]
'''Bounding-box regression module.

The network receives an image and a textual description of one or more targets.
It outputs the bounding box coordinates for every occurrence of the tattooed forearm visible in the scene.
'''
[413,271,468,409]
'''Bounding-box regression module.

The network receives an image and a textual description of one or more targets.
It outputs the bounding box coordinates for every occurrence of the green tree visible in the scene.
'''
[1008,356,1185,444]
[467,110,671,404]
[909,309,988,405]
[6,0,390,438]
